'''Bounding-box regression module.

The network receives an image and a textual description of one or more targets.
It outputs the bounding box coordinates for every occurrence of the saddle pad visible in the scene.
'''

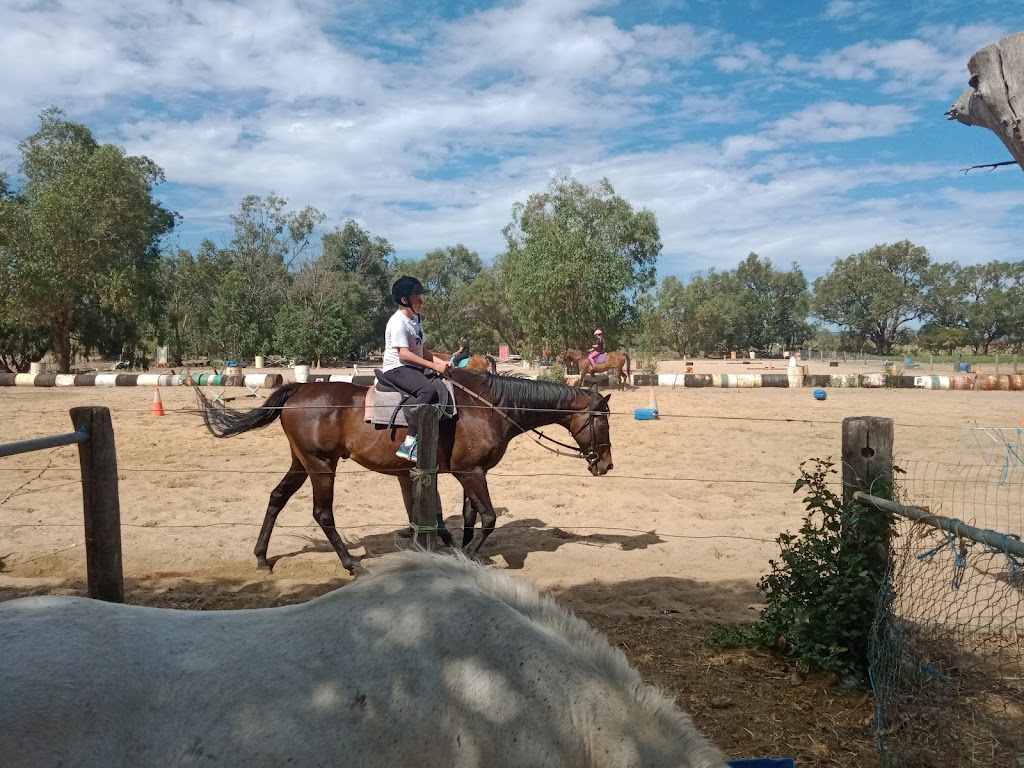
[591,353,608,364]
[457,357,470,368]
[363,380,457,426]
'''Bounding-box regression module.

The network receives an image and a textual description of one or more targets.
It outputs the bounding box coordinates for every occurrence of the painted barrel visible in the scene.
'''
[761,373,791,388]
[859,373,886,388]
[657,373,682,387]
[115,373,137,386]
[29,362,46,374]
[33,373,58,387]
[950,375,975,390]
[55,374,77,386]
[295,365,310,383]
[14,373,36,386]
[683,373,714,388]
[244,373,283,389]
[0,373,16,386]
[93,373,120,387]
[73,374,97,386]
[254,355,265,368]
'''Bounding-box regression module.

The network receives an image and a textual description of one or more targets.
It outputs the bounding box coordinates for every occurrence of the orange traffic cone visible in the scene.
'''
[151,386,165,417]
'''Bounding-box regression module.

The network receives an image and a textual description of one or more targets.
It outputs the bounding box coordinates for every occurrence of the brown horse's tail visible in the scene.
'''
[195,383,299,438]
[626,353,631,379]
[485,353,497,375]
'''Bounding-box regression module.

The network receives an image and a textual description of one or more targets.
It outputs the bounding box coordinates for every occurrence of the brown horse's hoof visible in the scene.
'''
[348,560,369,578]
[256,561,272,573]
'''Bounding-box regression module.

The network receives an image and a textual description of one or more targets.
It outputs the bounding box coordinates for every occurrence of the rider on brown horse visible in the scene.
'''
[452,334,470,368]
[384,276,450,461]
[587,329,606,369]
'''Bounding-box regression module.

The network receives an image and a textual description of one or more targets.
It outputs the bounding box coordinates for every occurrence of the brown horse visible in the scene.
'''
[563,348,632,390]
[432,349,497,374]
[195,367,613,574]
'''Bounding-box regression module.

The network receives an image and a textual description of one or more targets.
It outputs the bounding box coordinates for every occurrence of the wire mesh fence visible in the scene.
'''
[870,460,1024,767]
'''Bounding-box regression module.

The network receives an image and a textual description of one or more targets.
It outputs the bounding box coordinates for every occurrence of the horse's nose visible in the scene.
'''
[606,462,613,472]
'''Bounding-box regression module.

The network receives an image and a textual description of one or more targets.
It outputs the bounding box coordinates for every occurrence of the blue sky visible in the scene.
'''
[2,0,1022,281]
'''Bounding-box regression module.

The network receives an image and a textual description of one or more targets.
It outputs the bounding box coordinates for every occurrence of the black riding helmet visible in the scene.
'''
[391,275,428,308]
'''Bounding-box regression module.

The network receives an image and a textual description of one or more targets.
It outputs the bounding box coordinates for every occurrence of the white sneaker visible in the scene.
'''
[395,438,418,461]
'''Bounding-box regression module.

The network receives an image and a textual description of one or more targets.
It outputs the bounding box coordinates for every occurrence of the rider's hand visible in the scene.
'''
[436,360,451,374]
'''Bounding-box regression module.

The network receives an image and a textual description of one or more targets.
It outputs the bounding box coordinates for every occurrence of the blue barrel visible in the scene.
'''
[633,407,659,420]
[958,362,971,372]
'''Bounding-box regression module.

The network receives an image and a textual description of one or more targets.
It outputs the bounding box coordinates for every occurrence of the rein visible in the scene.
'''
[445,376,603,463]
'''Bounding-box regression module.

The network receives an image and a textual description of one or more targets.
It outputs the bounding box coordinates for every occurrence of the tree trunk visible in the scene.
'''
[51,309,74,374]
[947,31,1024,171]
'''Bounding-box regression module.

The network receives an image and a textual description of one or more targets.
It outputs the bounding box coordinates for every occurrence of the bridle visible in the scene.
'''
[446,376,610,469]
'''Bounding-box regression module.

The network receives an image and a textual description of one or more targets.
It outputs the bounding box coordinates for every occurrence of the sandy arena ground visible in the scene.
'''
[2,359,1021,765]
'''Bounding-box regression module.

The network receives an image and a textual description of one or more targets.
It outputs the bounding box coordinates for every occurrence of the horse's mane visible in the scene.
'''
[367,551,724,767]
[455,369,585,417]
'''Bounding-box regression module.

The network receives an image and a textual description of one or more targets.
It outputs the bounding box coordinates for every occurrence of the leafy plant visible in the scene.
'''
[711,458,892,679]
[538,361,567,383]
[640,356,660,377]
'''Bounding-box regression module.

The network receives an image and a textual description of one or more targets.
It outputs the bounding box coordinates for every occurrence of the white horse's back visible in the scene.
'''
[0,551,727,768]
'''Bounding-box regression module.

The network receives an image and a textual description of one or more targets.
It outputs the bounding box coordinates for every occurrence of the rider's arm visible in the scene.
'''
[399,346,446,373]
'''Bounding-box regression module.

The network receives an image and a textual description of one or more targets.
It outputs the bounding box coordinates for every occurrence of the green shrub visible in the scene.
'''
[539,361,567,383]
[710,458,892,679]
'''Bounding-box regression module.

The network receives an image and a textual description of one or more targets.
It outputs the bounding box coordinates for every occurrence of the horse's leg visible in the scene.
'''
[396,473,453,547]
[254,452,308,571]
[460,490,479,550]
[457,471,497,558]
[306,454,365,576]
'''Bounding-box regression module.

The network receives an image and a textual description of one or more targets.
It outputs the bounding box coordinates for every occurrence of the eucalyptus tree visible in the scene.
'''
[211,194,324,361]
[321,220,394,353]
[497,176,661,352]
[811,240,932,355]
[274,255,352,366]
[0,108,177,372]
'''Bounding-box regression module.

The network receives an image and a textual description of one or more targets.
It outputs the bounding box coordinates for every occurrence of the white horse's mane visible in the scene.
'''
[365,550,723,767]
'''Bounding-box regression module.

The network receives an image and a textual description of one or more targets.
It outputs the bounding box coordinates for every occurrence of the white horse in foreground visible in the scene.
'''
[0,551,729,768]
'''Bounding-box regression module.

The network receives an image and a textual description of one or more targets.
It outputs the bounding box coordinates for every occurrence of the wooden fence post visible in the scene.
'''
[69,407,124,603]
[410,405,440,550]
[841,416,895,586]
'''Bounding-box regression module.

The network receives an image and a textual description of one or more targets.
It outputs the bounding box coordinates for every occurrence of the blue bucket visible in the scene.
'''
[634,407,658,420]
[958,362,971,372]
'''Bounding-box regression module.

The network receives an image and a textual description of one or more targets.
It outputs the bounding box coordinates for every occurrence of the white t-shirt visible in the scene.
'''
[383,310,426,371]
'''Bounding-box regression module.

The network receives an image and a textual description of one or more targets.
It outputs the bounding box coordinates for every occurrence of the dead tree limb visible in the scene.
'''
[946,31,1024,172]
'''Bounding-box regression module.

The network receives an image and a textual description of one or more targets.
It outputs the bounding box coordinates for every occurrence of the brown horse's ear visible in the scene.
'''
[600,394,611,407]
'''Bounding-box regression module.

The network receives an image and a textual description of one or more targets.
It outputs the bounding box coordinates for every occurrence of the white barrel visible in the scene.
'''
[14,373,36,386]
[860,373,886,388]
[94,373,121,387]
[29,362,46,374]
[657,373,681,387]
[136,373,163,386]
[254,355,265,368]
[55,374,77,386]
[294,365,310,383]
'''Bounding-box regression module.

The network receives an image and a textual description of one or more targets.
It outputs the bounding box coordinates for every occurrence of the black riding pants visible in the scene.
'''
[386,366,445,438]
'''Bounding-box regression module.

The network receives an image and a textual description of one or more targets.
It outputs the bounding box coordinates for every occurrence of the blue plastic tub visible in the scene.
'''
[633,407,658,420]
[958,362,971,372]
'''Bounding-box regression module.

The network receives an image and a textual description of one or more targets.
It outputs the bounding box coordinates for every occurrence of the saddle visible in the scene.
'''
[364,369,457,428]
[589,352,609,365]
[456,357,471,368]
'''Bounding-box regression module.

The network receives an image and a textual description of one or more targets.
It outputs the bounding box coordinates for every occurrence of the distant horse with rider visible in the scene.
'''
[563,347,632,390]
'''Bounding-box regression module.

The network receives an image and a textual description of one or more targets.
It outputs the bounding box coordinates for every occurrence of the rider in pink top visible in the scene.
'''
[587,329,605,369]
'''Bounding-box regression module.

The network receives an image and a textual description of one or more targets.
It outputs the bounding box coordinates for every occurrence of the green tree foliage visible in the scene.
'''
[462,266,527,354]
[497,177,661,353]
[321,220,394,354]
[734,253,810,351]
[163,242,230,365]
[274,258,351,365]
[811,240,932,355]
[927,261,1024,354]
[0,108,177,372]
[208,194,324,361]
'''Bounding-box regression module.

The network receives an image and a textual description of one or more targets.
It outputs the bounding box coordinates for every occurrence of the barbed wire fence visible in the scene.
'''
[867,458,1024,767]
